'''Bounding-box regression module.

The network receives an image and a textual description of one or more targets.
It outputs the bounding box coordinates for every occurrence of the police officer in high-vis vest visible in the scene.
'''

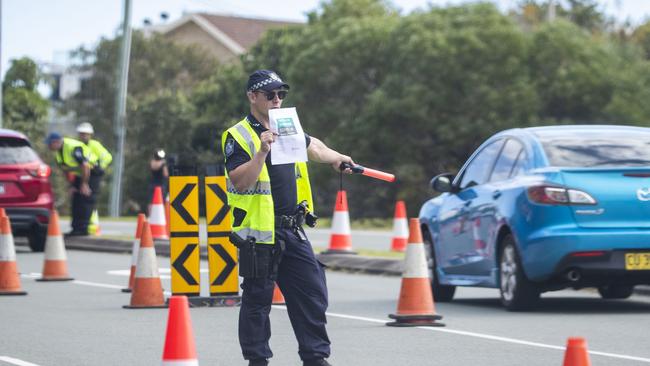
[223,70,354,366]
[45,132,98,236]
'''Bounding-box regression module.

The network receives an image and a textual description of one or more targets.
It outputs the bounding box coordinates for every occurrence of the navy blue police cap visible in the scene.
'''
[246,69,290,92]
[44,132,62,144]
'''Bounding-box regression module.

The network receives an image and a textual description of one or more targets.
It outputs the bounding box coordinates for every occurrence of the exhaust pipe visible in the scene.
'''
[566,269,581,282]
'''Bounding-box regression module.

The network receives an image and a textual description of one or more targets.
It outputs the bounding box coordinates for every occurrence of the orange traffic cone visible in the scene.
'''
[37,210,73,281]
[272,283,285,305]
[165,200,171,237]
[563,337,591,366]
[387,218,444,327]
[0,216,27,295]
[149,186,168,240]
[162,296,198,366]
[322,190,355,254]
[390,201,409,252]
[0,207,6,217]
[124,221,166,309]
[122,213,146,293]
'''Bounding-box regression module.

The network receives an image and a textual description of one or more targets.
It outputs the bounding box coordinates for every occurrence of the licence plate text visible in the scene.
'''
[625,253,650,270]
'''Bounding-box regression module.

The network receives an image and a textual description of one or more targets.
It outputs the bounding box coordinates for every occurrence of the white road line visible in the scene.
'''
[18,273,650,364]
[274,306,650,364]
[0,356,42,366]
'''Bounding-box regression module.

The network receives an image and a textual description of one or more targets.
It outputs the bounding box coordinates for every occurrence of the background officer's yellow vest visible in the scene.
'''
[55,137,97,175]
[87,139,112,170]
[222,118,313,244]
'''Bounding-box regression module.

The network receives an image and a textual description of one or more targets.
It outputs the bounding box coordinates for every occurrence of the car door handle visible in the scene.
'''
[492,190,502,200]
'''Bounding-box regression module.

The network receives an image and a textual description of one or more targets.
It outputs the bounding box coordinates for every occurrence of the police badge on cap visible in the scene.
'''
[247,69,290,92]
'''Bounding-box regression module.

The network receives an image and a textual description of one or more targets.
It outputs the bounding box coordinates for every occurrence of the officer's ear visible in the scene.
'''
[246,91,256,103]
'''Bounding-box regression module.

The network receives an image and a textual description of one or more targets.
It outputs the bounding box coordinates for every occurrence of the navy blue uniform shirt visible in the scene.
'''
[224,114,311,216]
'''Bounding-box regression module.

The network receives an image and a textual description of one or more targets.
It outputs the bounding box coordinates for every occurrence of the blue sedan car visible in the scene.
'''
[419,125,650,310]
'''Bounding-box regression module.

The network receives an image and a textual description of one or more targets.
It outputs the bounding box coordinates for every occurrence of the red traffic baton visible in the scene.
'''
[340,163,395,183]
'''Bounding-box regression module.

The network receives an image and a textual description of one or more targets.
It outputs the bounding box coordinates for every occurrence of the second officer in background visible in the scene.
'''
[45,132,98,236]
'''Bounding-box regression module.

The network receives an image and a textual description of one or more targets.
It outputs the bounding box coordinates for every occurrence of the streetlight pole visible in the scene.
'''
[109,0,132,216]
[548,0,557,22]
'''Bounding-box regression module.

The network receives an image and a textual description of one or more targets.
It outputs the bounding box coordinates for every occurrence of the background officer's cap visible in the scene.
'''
[76,122,94,134]
[246,69,290,92]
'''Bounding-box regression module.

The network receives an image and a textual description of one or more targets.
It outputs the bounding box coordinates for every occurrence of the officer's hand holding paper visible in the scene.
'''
[268,107,308,165]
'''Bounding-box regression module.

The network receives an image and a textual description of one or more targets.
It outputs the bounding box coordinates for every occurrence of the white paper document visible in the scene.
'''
[269,107,308,165]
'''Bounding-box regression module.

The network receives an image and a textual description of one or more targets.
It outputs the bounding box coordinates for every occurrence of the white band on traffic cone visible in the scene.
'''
[402,243,429,279]
[162,360,199,366]
[45,235,67,260]
[150,204,166,225]
[135,247,159,278]
[331,211,351,235]
[130,238,140,266]
[0,234,16,261]
[393,218,408,239]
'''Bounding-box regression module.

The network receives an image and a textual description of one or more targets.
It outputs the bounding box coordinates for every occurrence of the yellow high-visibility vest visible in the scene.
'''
[221,117,314,244]
[86,139,112,170]
[55,137,97,175]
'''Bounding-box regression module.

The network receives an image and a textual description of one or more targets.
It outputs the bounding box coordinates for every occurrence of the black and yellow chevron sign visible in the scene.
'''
[204,176,238,296]
[169,176,200,296]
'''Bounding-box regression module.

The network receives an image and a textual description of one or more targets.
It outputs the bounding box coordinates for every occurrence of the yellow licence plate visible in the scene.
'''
[625,253,650,270]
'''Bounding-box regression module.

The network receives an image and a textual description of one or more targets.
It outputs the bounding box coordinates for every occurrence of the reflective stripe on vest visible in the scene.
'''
[222,117,314,244]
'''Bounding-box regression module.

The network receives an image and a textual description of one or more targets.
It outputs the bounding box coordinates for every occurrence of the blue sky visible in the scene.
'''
[3,0,650,76]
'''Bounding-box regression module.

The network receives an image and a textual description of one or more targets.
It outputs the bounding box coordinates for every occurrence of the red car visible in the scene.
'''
[0,129,53,251]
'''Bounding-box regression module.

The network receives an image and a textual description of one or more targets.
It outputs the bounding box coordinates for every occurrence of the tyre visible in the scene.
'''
[598,284,634,299]
[28,227,47,252]
[423,233,456,302]
[498,234,539,311]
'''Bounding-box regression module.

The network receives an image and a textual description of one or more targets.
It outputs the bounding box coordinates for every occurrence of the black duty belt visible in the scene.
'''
[275,214,302,229]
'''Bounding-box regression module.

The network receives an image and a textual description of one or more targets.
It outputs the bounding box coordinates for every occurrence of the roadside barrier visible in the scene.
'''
[390,201,408,252]
[272,283,285,305]
[122,213,146,293]
[386,218,444,327]
[162,296,198,366]
[562,337,591,366]
[150,186,169,240]
[322,190,355,254]
[37,210,74,282]
[0,216,27,295]
[124,221,166,309]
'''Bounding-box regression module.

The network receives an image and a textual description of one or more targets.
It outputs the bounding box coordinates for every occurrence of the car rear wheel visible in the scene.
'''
[499,235,539,311]
[423,234,456,302]
[28,227,46,252]
[598,284,634,299]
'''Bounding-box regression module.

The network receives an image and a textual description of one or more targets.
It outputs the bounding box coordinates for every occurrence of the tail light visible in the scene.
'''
[527,186,597,205]
[28,164,51,178]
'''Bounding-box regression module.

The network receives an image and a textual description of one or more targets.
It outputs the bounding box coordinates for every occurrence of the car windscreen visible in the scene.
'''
[0,137,39,164]
[536,131,650,167]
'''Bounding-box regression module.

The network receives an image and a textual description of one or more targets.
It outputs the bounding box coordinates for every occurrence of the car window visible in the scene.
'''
[509,150,527,178]
[490,139,524,182]
[535,131,650,167]
[0,137,39,164]
[459,140,504,189]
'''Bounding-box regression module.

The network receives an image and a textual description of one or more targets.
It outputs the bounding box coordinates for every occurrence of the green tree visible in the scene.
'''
[2,57,49,143]
[65,31,217,213]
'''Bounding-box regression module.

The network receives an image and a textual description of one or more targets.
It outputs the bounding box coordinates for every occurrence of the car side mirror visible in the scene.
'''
[430,173,455,193]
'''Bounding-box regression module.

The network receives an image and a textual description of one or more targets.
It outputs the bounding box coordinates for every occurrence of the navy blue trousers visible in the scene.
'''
[239,227,331,361]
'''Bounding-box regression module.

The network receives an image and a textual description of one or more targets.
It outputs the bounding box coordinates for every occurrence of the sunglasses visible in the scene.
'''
[255,90,288,101]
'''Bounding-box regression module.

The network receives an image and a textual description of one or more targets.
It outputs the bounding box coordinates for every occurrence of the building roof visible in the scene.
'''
[157,13,301,55]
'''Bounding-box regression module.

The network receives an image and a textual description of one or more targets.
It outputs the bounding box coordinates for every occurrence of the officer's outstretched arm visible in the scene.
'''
[307,137,354,173]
